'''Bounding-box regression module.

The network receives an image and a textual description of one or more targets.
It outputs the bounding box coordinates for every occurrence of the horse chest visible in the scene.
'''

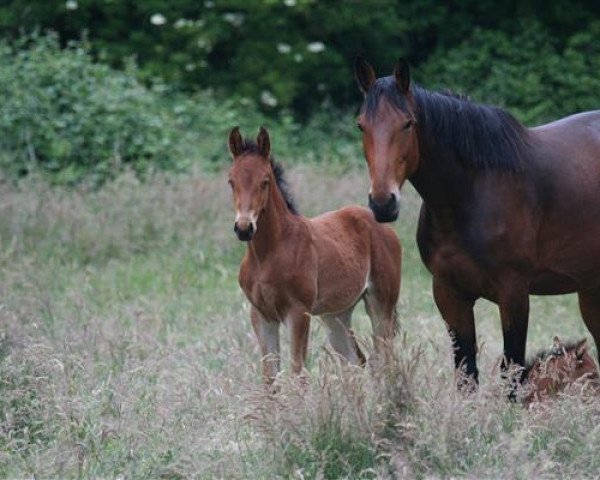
[239,257,314,321]
[418,216,492,296]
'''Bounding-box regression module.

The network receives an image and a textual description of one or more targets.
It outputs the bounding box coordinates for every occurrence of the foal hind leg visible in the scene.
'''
[321,307,365,366]
[363,288,397,364]
[578,289,600,364]
[287,308,311,376]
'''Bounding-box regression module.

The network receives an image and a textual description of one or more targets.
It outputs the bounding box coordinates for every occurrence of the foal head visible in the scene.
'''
[524,337,599,405]
[354,56,420,222]
[227,126,273,241]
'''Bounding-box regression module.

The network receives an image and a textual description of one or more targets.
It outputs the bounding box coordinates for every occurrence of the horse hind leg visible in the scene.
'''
[364,231,401,360]
[578,289,600,364]
[321,307,365,366]
[363,292,396,363]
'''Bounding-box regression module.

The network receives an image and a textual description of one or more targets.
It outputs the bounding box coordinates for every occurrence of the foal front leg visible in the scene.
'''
[251,306,280,384]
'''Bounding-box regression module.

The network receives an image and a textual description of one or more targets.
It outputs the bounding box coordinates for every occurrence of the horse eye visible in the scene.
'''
[261,179,269,189]
[228,179,234,189]
[403,120,413,131]
[357,123,364,132]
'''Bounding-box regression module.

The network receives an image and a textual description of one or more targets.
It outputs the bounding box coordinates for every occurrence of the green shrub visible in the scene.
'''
[419,21,600,125]
[0,34,185,183]
[0,33,362,184]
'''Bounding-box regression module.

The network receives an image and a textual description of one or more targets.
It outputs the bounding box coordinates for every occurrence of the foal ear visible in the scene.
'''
[228,126,244,159]
[257,126,271,159]
[575,338,588,357]
[354,55,376,95]
[393,57,411,94]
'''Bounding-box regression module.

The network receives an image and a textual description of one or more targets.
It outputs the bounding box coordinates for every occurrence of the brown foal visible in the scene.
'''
[524,337,599,406]
[228,126,402,384]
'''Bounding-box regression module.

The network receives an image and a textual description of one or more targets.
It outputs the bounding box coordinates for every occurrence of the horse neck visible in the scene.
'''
[409,127,474,216]
[248,179,296,261]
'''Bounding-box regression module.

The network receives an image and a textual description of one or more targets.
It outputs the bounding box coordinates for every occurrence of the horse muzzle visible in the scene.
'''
[234,221,255,241]
[368,193,399,223]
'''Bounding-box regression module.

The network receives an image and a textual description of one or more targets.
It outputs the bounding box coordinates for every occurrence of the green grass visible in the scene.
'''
[0,165,598,478]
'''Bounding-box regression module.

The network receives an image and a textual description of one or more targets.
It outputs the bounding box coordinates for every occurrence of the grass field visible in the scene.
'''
[0,164,598,479]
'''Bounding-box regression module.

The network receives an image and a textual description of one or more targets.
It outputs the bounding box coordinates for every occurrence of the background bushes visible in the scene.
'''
[0,34,184,183]
[1,1,600,183]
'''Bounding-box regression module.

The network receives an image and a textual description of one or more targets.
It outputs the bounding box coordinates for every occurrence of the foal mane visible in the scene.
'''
[236,139,299,215]
[364,77,531,172]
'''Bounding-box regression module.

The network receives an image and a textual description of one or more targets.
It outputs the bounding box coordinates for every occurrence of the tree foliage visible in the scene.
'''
[2,0,599,119]
[1,1,600,183]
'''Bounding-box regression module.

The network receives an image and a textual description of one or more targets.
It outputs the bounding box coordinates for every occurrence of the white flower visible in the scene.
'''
[197,38,212,52]
[150,13,167,26]
[205,0,214,8]
[174,18,187,29]
[184,63,196,72]
[65,0,78,10]
[277,43,291,54]
[294,53,303,63]
[283,0,297,5]
[307,42,325,53]
[223,12,244,27]
[260,91,278,108]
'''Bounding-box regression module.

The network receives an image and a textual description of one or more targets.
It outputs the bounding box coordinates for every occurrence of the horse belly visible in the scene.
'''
[310,241,370,315]
[536,219,600,293]
[311,259,368,315]
[309,207,378,315]
[529,272,580,295]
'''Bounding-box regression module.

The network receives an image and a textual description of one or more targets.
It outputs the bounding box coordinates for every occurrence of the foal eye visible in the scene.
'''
[403,120,413,131]
[261,180,269,189]
[356,123,364,132]
[228,180,234,189]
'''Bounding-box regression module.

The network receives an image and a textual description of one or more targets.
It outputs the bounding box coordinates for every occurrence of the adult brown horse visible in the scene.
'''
[228,126,401,384]
[354,56,600,388]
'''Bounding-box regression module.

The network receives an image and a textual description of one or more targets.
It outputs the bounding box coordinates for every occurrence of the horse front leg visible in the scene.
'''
[251,306,281,384]
[497,280,530,389]
[433,278,479,387]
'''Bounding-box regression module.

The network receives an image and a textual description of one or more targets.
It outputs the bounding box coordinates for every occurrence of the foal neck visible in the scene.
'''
[248,177,297,261]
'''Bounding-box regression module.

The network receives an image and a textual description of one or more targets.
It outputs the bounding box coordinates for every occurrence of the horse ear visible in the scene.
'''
[354,55,376,95]
[575,338,588,357]
[228,126,244,159]
[393,57,410,94]
[257,126,271,159]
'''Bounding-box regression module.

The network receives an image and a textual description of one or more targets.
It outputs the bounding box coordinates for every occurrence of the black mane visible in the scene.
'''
[364,77,531,171]
[523,339,583,377]
[237,139,299,215]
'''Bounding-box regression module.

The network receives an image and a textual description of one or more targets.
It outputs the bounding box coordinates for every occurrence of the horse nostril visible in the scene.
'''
[234,221,255,241]
[368,192,399,223]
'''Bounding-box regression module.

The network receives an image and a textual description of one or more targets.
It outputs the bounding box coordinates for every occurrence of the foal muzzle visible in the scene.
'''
[234,221,255,241]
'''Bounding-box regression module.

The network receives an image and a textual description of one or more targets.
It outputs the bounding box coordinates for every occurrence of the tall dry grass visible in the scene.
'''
[0,167,598,478]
